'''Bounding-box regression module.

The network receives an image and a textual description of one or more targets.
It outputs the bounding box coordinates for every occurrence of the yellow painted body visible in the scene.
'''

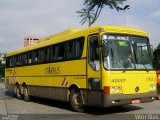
[5,60,87,88]
[5,25,157,96]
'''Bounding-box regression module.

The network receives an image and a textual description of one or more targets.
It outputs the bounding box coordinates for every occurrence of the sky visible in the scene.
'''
[0,0,160,53]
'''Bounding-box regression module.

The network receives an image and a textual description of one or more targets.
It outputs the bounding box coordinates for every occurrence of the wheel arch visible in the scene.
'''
[22,82,27,87]
[15,82,19,86]
[67,84,80,102]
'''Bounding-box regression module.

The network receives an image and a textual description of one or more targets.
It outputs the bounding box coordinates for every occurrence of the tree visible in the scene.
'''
[77,0,129,27]
[153,44,160,70]
[0,62,5,77]
[77,7,96,27]
[0,53,5,80]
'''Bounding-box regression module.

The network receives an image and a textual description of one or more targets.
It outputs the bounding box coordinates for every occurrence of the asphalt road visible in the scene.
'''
[0,83,160,120]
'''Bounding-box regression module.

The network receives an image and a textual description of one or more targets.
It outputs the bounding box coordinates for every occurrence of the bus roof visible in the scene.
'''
[39,29,81,42]
[6,25,148,57]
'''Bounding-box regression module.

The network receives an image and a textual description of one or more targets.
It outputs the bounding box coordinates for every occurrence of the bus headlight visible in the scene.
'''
[104,86,122,94]
[116,87,122,93]
[111,86,122,94]
[111,87,116,93]
[153,85,156,91]
[150,85,156,91]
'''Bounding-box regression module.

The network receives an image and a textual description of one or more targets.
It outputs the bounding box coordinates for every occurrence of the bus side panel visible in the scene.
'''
[5,59,87,101]
[27,85,50,99]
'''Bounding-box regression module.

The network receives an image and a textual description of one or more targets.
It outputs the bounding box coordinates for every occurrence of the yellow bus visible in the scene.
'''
[5,26,157,112]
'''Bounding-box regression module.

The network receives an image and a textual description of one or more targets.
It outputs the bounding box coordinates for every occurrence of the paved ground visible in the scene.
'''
[0,83,160,120]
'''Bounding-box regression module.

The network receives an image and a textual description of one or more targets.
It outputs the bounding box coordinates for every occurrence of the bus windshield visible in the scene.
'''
[102,34,153,70]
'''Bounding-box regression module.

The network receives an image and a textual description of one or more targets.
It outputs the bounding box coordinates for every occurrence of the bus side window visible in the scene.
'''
[57,43,65,61]
[75,40,81,58]
[89,36,100,71]
[22,53,28,65]
[51,46,57,62]
[66,37,84,60]
[35,51,38,63]
[38,48,45,63]
[67,41,75,60]
[16,56,18,66]
[17,55,22,66]
[10,56,16,67]
[6,57,9,68]
[28,52,32,64]
[46,47,51,62]
[9,57,13,67]
[31,50,38,64]
[75,37,84,58]
[16,56,19,66]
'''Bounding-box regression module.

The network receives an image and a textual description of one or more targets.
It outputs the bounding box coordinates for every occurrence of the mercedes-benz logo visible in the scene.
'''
[135,86,139,92]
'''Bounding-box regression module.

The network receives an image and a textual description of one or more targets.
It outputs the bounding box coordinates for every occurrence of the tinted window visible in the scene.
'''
[67,41,75,59]
[38,48,45,63]
[22,53,28,65]
[57,43,65,61]
[75,38,84,58]
[66,37,84,60]
[51,46,57,62]
[46,47,51,62]
[6,36,85,68]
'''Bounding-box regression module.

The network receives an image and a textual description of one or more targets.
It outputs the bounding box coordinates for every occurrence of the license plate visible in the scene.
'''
[132,99,140,104]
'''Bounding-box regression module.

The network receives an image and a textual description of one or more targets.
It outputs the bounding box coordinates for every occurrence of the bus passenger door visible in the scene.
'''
[87,35,102,107]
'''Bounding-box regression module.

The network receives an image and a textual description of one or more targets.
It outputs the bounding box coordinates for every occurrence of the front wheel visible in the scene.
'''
[69,89,84,112]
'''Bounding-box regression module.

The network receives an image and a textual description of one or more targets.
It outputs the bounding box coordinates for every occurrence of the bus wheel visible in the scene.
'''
[23,86,30,102]
[70,89,84,112]
[15,85,22,100]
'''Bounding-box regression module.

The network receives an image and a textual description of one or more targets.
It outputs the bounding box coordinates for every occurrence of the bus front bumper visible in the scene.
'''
[103,91,157,107]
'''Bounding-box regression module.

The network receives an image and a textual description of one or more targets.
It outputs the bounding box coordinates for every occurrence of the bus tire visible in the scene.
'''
[15,85,22,100]
[23,86,30,102]
[69,89,84,112]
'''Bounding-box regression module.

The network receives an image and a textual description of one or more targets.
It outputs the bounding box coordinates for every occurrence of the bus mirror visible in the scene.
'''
[150,45,153,49]
[102,42,109,57]
[150,45,153,56]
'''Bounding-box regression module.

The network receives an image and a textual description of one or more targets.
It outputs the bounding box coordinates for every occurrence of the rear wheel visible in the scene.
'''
[69,89,84,112]
[15,85,22,100]
[23,86,30,102]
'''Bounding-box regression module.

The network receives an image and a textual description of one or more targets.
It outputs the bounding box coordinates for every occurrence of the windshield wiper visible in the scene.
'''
[142,64,149,72]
